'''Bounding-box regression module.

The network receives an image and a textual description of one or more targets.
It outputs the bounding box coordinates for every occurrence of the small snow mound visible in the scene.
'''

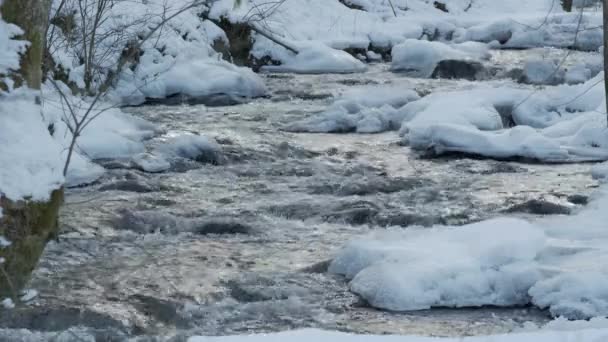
[521,59,565,85]
[263,43,367,74]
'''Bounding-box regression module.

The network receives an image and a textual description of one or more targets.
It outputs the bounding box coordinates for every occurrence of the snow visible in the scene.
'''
[1,298,14,309]
[19,289,38,302]
[399,74,608,162]
[0,9,27,77]
[391,40,490,77]
[0,91,64,201]
[188,324,608,342]
[521,59,565,85]
[285,86,419,133]
[0,236,10,248]
[329,184,608,319]
[262,42,367,74]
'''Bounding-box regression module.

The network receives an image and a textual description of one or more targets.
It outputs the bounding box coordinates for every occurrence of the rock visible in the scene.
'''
[159,134,224,165]
[0,189,63,297]
[434,1,448,12]
[99,180,158,193]
[375,212,442,227]
[299,260,332,274]
[431,59,489,81]
[505,199,571,215]
[567,194,589,205]
[144,93,249,107]
[193,219,254,235]
[323,201,380,225]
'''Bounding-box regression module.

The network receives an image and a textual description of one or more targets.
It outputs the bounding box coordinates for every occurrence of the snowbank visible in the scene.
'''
[399,74,608,162]
[391,40,490,77]
[329,185,608,319]
[189,325,608,342]
[285,86,419,133]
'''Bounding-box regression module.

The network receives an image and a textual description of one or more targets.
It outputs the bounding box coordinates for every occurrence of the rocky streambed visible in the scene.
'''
[0,51,602,341]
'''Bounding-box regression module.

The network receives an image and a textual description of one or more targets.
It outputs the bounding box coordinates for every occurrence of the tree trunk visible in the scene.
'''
[562,0,573,12]
[604,0,608,125]
[0,0,52,89]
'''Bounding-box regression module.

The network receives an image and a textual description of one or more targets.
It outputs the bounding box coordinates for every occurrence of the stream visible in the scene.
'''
[0,49,602,340]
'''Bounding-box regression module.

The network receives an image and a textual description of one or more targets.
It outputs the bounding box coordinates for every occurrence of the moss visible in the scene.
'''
[0,189,64,298]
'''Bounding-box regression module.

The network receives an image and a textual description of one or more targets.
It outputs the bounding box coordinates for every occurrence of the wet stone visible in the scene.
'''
[567,194,589,205]
[99,180,159,193]
[504,199,572,215]
[193,219,255,235]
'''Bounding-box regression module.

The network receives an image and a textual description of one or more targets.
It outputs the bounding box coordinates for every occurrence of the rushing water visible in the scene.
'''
[0,51,602,340]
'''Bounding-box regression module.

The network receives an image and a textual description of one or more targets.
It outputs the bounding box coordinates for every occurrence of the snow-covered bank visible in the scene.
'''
[189,323,608,342]
[329,183,608,319]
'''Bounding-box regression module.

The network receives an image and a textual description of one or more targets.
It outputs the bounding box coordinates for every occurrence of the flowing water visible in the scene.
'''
[0,51,602,340]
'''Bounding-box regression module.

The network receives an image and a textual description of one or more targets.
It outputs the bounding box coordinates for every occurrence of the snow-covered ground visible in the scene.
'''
[188,322,608,342]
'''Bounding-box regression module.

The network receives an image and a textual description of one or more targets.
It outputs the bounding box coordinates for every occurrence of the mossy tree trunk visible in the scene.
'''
[1,0,52,89]
[0,190,63,297]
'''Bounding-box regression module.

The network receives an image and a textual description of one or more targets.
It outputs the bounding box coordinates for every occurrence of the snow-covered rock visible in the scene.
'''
[285,86,419,133]
[262,42,367,74]
[399,74,608,162]
[520,59,565,85]
[391,40,490,77]
[329,185,608,319]
[158,134,223,164]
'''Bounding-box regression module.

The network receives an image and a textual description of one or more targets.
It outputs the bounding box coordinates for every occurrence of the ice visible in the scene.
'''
[329,184,608,319]
[262,42,367,74]
[391,40,490,77]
